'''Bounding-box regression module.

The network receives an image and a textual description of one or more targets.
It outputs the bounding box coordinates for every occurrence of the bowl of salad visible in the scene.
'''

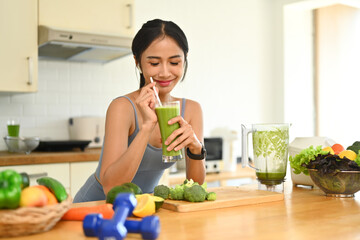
[290,142,360,197]
[308,169,360,197]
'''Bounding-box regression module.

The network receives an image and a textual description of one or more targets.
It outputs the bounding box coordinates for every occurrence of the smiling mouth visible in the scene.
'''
[155,80,172,87]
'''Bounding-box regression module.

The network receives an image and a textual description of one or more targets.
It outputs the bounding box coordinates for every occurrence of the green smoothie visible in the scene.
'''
[155,102,184,162]
[256,172,286,185]
[7,124,20,137]
[252,125,289,186]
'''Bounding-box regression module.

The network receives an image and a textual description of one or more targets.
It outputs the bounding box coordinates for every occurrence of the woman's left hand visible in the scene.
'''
[164,116,202,154]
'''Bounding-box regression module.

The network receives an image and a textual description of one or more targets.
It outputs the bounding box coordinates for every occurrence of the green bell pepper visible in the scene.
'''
[0,169,22,209]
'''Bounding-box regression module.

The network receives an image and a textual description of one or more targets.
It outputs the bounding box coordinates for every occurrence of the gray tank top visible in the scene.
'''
[73,97,186,202]
[95,96,186,193]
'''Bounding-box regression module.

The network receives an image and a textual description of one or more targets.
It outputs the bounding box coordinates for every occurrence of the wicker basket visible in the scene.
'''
[0,196,72,237]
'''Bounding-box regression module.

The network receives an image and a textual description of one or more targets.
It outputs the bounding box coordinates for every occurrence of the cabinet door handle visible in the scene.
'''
[28,172,48,179]
[27,56,33,85]
[126,3,133,29]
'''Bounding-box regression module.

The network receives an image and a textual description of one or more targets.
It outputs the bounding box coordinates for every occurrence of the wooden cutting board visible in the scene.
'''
[161,186,284,212]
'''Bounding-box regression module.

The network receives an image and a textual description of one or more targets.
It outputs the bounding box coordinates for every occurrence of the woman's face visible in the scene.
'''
[139,36,185,94]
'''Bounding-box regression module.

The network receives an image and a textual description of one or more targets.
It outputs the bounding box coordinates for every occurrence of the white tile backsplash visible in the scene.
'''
[0,56,137,151]
[23,104,47,116]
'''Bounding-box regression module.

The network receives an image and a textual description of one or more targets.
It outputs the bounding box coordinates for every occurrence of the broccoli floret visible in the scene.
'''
[169,185,184,200]
[182,179,195,189]
[183,185,207,202]
[206,192,217,201]
[154,185,170,199]
[201,182,207,191]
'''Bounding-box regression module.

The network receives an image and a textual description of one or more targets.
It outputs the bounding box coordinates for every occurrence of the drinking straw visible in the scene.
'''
[150,77,162,107]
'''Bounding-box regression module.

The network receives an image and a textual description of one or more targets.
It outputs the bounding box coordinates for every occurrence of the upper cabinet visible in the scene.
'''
[38,0,135,37]
[0,0,38,92]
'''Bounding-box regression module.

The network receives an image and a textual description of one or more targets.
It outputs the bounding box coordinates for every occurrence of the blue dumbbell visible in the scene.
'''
[84,214,160,240]
[84,215,160,240]
[83,193,160,240]
[83,193,137,240]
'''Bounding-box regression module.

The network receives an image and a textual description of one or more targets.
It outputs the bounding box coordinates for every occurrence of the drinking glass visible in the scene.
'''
[7,118,20,137]
[155,101,185,162]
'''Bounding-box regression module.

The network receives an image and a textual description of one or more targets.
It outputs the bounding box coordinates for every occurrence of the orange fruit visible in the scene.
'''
[322,147,334,155]
[332,144,345,155]
[338,150,357,161]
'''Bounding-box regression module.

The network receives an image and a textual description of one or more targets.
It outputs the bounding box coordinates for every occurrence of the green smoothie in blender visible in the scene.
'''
[253,126,289,185]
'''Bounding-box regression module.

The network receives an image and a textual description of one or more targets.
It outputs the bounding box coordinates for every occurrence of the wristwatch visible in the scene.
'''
[186,142,207,160]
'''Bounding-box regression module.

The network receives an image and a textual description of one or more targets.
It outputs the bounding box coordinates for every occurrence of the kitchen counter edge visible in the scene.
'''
[0,148,101,166]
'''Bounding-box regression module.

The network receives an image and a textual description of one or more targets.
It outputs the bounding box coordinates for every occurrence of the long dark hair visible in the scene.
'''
[132,19,189,88]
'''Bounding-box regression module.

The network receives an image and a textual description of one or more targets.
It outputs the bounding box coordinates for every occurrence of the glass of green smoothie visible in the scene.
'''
[241,123,290,192]
[155,101,185,162]
[7,118,20,137]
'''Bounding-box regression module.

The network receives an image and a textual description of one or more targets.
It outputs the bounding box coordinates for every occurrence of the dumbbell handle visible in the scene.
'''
[113,204,131,225]
[125,220,141,232]
[112,193,137,225]
[124,216,160,240]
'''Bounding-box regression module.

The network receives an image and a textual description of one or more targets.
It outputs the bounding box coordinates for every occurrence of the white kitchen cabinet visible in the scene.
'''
[0,163,70,194]
[38,0,134,37]
[0,0,38,92]
[70,161,98,197]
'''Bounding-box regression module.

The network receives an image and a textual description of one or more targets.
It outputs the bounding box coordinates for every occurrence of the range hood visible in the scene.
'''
[38,26,133,64]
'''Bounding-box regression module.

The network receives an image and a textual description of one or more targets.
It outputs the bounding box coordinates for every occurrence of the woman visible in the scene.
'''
[73,19,206,203]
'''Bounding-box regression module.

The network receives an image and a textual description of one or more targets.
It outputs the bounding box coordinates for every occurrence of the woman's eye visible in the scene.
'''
[170,62,179,66]
[150,62,159,66]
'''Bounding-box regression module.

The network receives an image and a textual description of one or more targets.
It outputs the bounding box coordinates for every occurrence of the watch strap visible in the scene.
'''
[186,142,206,160]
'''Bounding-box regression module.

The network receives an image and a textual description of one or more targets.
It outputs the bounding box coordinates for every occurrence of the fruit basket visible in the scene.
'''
[0,196,72,237]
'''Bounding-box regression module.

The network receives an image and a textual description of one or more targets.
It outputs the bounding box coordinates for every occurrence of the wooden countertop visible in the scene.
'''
[3,184,359,240]
[0,148,101,166]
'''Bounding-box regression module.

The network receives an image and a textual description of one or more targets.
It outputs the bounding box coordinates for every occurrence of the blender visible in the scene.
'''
[241,123,290,192]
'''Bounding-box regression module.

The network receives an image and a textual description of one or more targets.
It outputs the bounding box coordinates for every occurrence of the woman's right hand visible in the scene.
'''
[135,82,158,130]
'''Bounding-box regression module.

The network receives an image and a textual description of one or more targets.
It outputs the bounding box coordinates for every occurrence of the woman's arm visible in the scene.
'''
[184,101,206,184]
[100,83,158,195]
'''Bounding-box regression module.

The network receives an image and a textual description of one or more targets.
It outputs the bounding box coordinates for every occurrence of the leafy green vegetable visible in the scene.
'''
[184,185,207,202]
[306,154,360,174]
[289,145,327,175]
[153,179,213,203]
[206,192,217,201]
[347,141,360,154]
[154,185,170,200]
[169,185,184,200]
[354,150,360,167]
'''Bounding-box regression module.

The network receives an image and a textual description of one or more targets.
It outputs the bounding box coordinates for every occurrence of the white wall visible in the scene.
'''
[0,0,280,151]
[279,0,360,144]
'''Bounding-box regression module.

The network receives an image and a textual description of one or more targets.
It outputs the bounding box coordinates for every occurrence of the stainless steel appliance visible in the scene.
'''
[38,26,132,63]
[68,117,105,148]
[204,137,223,173]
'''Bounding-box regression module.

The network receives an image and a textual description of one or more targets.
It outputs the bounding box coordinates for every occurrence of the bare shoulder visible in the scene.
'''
[185,99,202,112]
[106,96,135,125]
[108,96,133,114]
[183,98,203,121]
